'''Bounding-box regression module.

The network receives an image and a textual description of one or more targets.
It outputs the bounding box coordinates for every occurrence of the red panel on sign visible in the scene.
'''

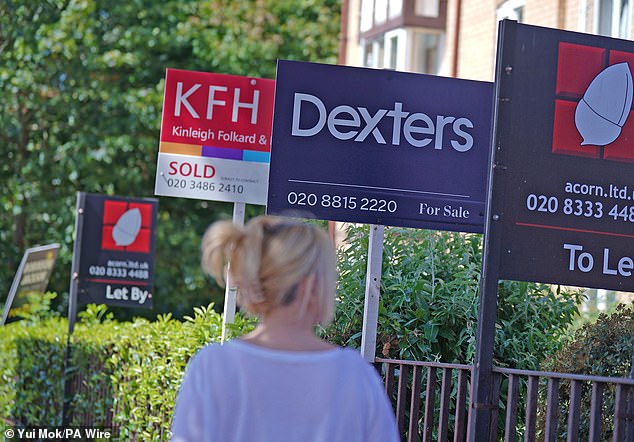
[552,100,601,158]
[101,226,125,251]
[608,50,634,92]
[605,113,634,162]
[103,201,129,225]
[101,201,153,253]
[125,228,152,253]
[555,42,605,98]
[553,42,634,163]
[129,202,153,228]
[159,69,275,152]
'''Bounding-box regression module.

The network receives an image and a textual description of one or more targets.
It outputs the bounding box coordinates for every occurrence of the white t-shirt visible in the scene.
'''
[170,340,399,442]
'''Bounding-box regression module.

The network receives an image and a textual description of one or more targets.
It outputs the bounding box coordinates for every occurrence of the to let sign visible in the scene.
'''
[490,20,634,292]
[154,68,275,205]
[75,193,158,308]
[267,60,493,233]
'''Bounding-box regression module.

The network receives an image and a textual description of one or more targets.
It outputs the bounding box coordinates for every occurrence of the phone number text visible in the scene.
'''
[88,266,149,280]
[525,193,634,222]
[286,191,398,213]
[165,178,244,194]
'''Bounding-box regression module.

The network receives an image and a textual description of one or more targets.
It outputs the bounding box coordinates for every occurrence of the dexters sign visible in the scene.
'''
[75,193,158,308]
[154,69,275,205]
[490,21,634,292]
[267,60,493,232]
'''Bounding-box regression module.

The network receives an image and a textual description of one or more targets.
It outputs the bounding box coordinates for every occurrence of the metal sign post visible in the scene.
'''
[468,20,512,441]
[67,192,86,336]
[62,192,85,427]
[360,225,385,362]
[221,202,246,342]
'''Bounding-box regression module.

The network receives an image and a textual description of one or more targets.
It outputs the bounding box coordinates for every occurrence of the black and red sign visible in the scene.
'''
[489,20,634,292]
[75,193,158,308]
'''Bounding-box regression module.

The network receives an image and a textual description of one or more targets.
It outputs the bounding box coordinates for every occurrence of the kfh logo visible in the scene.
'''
[102,201,153,253]
[552,42,634,163]
[575,62,633,146]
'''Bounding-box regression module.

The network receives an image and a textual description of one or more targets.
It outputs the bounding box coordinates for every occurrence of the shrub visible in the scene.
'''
[324,224,584,368]
[539,303,634,440]
[0,301,255,439]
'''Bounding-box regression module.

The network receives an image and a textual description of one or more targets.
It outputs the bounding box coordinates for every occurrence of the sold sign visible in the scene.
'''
[154,68,275,205]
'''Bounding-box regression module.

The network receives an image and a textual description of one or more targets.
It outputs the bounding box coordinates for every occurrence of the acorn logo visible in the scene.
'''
[575,62,633,146]
[112,208,142,246]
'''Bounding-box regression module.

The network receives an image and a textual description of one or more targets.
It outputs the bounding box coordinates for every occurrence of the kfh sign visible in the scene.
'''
[73,193,158,308]
[267,60,493,233]
[154,68,275,205]
[489,20,634,292]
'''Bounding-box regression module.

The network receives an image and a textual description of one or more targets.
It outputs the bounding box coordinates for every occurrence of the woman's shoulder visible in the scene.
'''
[184,341,235,371]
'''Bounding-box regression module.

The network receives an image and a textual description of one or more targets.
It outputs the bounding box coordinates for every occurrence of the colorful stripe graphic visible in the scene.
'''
[160,142,270,163]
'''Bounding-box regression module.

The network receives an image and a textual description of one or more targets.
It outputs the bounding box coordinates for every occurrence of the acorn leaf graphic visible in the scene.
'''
[575,62,633,146]
[112,208,142,246]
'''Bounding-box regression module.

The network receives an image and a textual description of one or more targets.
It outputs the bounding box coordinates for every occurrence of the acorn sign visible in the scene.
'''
[575,62,633,146]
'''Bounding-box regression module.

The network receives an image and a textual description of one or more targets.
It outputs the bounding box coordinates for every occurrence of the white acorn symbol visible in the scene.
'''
[112,208,142,246]
[575,62,633,146]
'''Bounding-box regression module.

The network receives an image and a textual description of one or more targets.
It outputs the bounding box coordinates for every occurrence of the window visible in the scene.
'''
[362,38,386,69]
[388,0,403,19]
[361,0,374,32]
[412,32,442,74]
[389,36,399,69]
[377,39,385,68]
[596,0,630,38]
[375,0,388,24]
[415,0,440,17]
[618,0,631,37]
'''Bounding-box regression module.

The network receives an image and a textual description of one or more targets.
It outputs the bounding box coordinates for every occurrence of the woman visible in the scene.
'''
[171,216,399,442]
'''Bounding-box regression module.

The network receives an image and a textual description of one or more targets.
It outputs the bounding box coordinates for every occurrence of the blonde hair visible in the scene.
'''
[201,216,336,325]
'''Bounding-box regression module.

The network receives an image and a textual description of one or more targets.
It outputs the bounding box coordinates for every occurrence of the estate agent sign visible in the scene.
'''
[74,193,158,308]
[1,244,59,325]
[490,21,634,292]
[267,60,493,233]
[154,68,275,205]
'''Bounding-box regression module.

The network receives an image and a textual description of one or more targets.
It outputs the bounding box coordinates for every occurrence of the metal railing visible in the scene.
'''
[375,358,634,442]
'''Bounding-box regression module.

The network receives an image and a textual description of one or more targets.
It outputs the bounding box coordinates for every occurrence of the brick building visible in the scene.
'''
[340,0,632,81]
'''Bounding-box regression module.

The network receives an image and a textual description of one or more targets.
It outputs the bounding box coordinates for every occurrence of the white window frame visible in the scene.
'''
[593,0,631,38]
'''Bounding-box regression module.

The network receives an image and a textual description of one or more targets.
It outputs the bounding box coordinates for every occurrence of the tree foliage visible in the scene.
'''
[0,0,341,318]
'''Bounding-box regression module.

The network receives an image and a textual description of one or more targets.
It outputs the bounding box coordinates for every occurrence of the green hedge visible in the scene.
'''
[0,303,254,440]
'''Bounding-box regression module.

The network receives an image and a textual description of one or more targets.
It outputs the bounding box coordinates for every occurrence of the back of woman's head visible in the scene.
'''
[201,216,336,325]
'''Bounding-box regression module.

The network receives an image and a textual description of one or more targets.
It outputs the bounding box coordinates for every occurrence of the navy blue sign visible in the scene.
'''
[76,193,158,308]
[267,60,493,233]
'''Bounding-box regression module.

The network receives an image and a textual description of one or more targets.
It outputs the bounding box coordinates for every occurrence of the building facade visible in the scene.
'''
[341,0,633,81]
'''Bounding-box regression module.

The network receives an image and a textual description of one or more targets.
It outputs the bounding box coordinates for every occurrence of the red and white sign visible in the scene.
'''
[553,42,634,163]
[154,69,275,204]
